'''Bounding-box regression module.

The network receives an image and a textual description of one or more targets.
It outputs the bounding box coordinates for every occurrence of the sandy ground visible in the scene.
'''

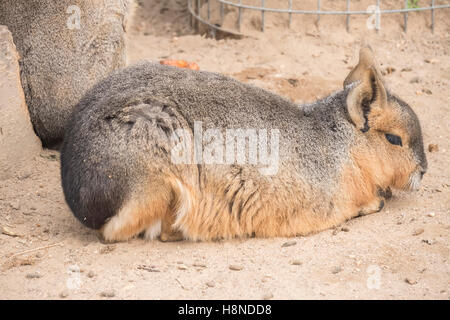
[0,0,449,299]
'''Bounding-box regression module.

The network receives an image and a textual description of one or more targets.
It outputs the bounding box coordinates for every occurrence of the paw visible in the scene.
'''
[377,187,392,200]
[159,230,184,242]
[97,232,118,244]
[358,198,385,217]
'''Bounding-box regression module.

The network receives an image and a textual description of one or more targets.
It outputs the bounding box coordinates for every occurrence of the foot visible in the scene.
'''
[159,211,184,242]
[358,198,385,217]
[97,230,118,244]
[377,187,392,200]
[159,230,184,242]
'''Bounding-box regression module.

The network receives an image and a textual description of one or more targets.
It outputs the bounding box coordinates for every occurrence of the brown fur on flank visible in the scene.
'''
[61,46,427,242]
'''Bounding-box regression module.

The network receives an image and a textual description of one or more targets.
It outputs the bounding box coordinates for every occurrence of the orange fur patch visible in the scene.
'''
[101,183,172,242]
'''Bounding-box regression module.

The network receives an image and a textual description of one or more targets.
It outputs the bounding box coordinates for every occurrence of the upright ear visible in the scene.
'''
[345,65,387,132]
[344,46,382,88]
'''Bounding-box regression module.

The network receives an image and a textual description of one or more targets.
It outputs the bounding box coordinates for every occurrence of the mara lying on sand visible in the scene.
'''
[61,46,427,242]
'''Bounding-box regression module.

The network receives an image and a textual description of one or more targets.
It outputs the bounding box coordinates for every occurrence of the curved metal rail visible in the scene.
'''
[188,0,450,35]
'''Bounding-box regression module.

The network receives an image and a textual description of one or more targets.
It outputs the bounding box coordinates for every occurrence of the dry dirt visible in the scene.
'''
[0,0,449,299]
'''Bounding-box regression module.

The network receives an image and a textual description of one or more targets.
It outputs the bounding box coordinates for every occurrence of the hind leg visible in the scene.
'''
[158,177,197,242]
[160,210,184,242]
[100,184,172,242]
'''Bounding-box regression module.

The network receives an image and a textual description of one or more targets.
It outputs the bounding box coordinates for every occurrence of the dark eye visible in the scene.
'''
[385,134,402,146]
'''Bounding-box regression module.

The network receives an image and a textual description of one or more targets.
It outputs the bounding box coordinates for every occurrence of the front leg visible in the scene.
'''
[357,187,391,216]
[379,187,392,200]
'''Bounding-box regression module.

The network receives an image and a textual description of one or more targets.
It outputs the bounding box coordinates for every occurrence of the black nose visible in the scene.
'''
[420,170,426,178]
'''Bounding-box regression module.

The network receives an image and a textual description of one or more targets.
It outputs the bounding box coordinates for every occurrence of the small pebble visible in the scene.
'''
[382,67,395,75]
[192,262,207,268]
[281,240,297,247]
[422,239,436,245]
[206,281,215,288]
[405,278,417,285]
[341,227,350,232]
[291,260,302,266]
[262,293,274,300]
[410,76,421,83]
[428,144,439,153]
[229,265,244,271]
[68,265,81,272]
[100,290,115,298]
[426,212,435,217]
[59,291,69,298]
[137,265,160,272]
[10,202,20,210]
[412,228,424,236]
[287,78,299,87]
[100,245,116,254]
[88,271,95,278]
[18,173,32,180]
[26,272,41,279]
[331,266,342,274]
[424,58,438,64]
[178,265,188,270]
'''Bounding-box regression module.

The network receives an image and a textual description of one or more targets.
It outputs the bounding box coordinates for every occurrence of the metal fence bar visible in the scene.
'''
[431,0,435,33]
[238,0,242,31]
[376,0,380,32]
[317,0,321,23]
[188,0,450,37]
[220,1,224,25]
[404,0,408,32]
[346,0,350,32]
[261,0,265,32]
[187,0,245,37]
[207,0,211,20]
[196,0,200,31]
[288,0,292,28]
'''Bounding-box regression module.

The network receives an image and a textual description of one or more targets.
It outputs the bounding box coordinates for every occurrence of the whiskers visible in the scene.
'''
[406,171,422,191]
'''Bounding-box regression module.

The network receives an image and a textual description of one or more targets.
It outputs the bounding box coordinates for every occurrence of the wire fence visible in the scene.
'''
[188,0,450,36]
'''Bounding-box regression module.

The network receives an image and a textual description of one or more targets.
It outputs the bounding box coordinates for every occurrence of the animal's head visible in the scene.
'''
[343,46,427,191]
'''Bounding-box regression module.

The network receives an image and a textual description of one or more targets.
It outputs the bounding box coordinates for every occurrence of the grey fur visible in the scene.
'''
[0,0,130,147]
